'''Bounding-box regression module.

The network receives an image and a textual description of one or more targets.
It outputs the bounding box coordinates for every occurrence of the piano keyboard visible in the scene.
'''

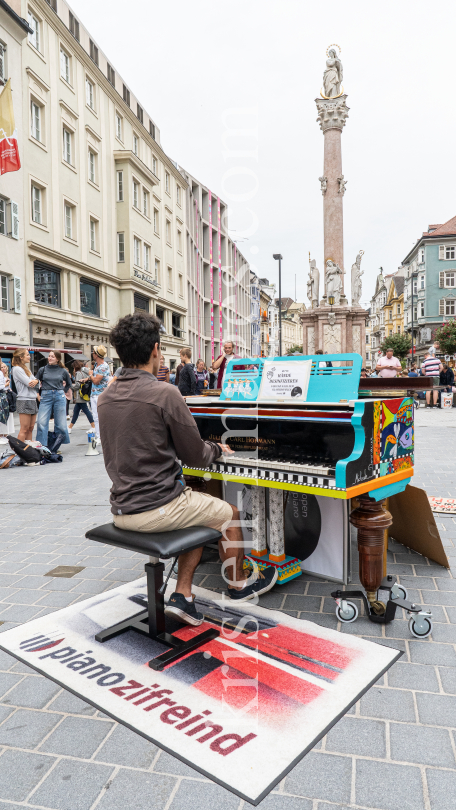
[186,457,338,490]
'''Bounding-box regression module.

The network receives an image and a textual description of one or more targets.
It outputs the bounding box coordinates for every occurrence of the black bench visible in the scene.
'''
[85,523,221,671]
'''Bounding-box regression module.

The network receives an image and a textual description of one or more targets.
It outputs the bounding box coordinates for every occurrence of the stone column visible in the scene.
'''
[315,95,349,300]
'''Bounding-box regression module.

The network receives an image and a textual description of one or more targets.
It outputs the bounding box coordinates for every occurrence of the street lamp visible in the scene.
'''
[273,253,283,356]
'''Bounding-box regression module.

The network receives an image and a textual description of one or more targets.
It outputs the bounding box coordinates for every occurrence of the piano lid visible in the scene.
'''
[221,354,363,404]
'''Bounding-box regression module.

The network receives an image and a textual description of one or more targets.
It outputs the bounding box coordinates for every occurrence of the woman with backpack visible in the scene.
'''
[11,349,40,443]
[68,361,95,435]
[35,350,71,448]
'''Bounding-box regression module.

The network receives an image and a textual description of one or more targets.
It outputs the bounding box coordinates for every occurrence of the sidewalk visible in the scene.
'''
[0,414,454,809]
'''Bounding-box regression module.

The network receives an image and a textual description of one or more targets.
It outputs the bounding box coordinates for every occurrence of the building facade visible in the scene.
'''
[403,217,456,364]
[250,270,260,356]
[258,278,279,356]
[384,275,404,340]
[275,297,306,354]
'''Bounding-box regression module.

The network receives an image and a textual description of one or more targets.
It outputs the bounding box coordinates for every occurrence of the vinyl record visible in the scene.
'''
[284,492,322,560]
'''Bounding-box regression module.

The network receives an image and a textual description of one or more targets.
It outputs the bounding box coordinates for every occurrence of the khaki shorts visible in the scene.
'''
[113,486,233,535]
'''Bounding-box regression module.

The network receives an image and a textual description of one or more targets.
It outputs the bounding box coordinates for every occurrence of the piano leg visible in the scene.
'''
[251,486,267,556]
[244,487,302,586]
[349,495,393,613]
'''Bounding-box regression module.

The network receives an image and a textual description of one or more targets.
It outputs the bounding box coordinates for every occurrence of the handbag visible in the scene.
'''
[6,389,17,413]
[7,435,42,464]
[80,378,92,401]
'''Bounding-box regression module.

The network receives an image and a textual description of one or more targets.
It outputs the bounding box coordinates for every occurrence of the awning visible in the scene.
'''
[65,352,90,362]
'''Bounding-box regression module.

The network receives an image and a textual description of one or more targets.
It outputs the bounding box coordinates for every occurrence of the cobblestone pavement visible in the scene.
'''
[0,411,454,810]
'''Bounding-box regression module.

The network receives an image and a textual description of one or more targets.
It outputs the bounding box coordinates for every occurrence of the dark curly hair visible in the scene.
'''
[109,312,161,367]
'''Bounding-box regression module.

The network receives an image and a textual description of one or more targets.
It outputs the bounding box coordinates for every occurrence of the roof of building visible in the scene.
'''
[274,297,294,310]
[424,216,456,238]
[394,276,405,295]
[258,278,269,286]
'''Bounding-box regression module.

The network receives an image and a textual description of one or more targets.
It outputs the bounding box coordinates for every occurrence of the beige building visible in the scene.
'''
[275,297,306,354]
[0,0,30,360]
[1,0,189,370]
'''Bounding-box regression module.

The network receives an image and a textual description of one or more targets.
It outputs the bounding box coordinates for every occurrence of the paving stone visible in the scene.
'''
[284,594,322,611]
[269,576,307,594]
[6,589,42,605]
[325,715,386,757]
[255,795,313,810]
[36,591,79,607]
[436,578,456,591]
[426,768,456,810]
[360,687,416,721]
[0,707,61,748]
[257,591,284,609]
[390,722,455,766]
[311,614,339,630]
[71,580,112,594]
[339,617,383,636]
[31,759,115,810]
[420,589,456,606]
[388,662,440,692]
[39,715,114,757]
[0,604,44,622]
[95,768,177,810]
[46,689,97,715]
[416,692,456,727]
[10,661,39,676]
[1,675,61,710]
[409,641,456,666]
[284,752,352,803]
[399,576,436,590]
[0,650,16,671]
[0,672,23,698]
[41,577,79,591]
[95,723,158,768]
[0,749,57,802]
[153,750,206,779]
[9,575,44,589]
[428,623,456,643]
[416,565,451,577]
[355,759,425,810]
[168,779,246,809]
[439,666,456,694]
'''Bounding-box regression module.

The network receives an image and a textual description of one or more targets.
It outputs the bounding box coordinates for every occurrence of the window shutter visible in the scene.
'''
[11,201,19,240]
[440,298,445,316]
[440,271,444,287]
[0,43,5,83]
[13,277,21,313]
[439,245,445,260]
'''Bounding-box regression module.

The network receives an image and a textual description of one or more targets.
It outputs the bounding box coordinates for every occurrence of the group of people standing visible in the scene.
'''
[157,340,239,397]
[360,347,455,407]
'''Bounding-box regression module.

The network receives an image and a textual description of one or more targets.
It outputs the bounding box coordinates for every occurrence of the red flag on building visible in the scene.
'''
[0,79,21,175]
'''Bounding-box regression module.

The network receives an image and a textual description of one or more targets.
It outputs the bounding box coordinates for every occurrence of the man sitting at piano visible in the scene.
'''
[98,312,278,627]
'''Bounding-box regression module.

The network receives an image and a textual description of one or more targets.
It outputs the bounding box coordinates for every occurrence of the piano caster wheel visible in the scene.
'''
[408,614,433,639]
[335,600,359,624]
[370,600,386,616]
[391,583,408,601]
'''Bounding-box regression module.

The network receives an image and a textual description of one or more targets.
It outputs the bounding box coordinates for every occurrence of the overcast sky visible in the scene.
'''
[72,0,456,306]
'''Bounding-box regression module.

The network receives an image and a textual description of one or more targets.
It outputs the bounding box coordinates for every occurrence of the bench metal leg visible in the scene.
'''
[94,559,219,671]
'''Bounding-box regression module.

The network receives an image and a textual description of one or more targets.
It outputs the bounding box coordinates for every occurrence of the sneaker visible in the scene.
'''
[68,427,72,434]
[164,593,204,626]
[227,562,278,601]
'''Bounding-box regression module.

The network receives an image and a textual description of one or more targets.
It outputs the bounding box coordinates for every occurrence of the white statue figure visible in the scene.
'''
[307,259,320,308]
[351,250,364,306]
[323,48,343,98]
[318,176,327,195]
[337,175,347,195]
[325,259,345,306]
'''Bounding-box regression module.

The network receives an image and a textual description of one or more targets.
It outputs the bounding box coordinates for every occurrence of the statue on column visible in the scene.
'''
[325,259,345,305]
[323,48,343,98]
[351,250,364,306]
[307,258,320,308]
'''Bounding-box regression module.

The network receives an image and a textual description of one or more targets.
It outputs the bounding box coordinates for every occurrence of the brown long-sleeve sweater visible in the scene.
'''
[98,367,220,515]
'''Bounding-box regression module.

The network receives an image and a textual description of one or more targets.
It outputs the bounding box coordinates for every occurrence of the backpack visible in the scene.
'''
[7,436,42,464]
[6,389,17,413]
[80,378,92,400]
[10,372,18,396]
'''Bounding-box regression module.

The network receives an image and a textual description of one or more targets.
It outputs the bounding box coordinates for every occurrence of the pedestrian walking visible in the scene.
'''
[177,348,197,396]
[68,361,95,434]
[11,349,40,443]
[375,348,402,378]
[195,359,209,393]
[421,352,443,407]
[85,346,109,445]
[35,351,71,447]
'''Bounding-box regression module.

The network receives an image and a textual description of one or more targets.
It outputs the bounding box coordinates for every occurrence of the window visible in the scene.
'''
[153,208,159,234]
[123,84,130,106]
[116,113,122,141]
[156,306,165,325]
[149,121,155,139]
[155,258,160,281]
[137,104,143,124]
[133,134,138,156]
[1,274,7,310]
[166,219,171,244]
[412,279,417,294]
[86,78,94,109]
[176,185,181,205]
[419,248,424,263]
[143,189,149,217]
[441,298,456,317]
[167,266,173,290]
[446,246,455,260]
[133,181,139,209]
[134,293,149,312]
[80,279,99,316]
[389,309,392,320]
[117,232,125,262]
[89,218,98,252]
[165,172,170,194]
[365,334,369,344]
[88,149,96,183]
[62,128,72,164]
[28,13,40,51]
[397,325,401,333]
[178,273,183,296]
[64,203,73,239]
[419,302,424,318]
[144,243,150,272]
[134,236,141,266]
[107,64,115,87]
[177,229,182,253]
[440,271,456,288]
[0,199,5,234]
[45,0,57,9]
[413,305,418,321]
[397,303,401,314]
[31,101,41,141]
[117,171,123,202]
[60,48,70,83]
[89,40,98,66]
[31,185,42,224]
[34,262,60,307]
[420,275,425,289]
[69,12,79,41]
[152,155,157,175]
[172,312,182,337]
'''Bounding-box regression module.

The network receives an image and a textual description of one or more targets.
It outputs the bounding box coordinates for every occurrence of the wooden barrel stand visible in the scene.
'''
[349,495,393,614]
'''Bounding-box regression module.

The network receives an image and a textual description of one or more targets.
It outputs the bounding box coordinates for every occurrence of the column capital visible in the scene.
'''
[315,95,349,133]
